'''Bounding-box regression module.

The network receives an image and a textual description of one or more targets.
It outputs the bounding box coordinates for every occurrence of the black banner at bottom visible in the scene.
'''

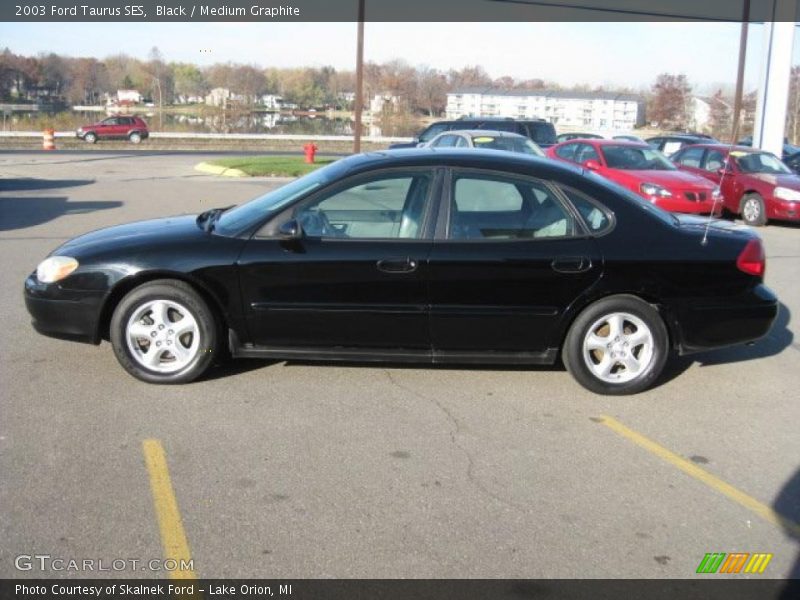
[1,579,798,600]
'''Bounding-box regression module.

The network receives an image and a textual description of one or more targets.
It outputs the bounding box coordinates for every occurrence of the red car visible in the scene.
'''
[76,116,149,144]
[671,143,800,226]
[546,139,721,215]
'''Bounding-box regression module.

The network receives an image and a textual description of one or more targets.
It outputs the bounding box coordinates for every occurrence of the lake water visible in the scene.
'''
[1,109,421,138]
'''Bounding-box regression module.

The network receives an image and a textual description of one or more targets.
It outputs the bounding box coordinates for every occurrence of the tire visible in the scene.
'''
[562,295,669,395]
[84,132,97,144]
[740,193,767,227]
[129,132,142,144]
[109,279,218,384]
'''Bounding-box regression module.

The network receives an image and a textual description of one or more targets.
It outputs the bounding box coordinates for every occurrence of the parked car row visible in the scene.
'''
[407,120,799,227]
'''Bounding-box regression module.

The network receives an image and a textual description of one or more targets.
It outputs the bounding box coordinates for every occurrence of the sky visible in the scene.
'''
[1,21,798,93]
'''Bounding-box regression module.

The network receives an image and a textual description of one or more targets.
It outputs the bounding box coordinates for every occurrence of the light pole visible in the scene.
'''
[353,0,365,153]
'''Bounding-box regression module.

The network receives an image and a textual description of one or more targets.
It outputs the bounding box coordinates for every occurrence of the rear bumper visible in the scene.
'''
[24,274,104,344]
[673,284,778,354]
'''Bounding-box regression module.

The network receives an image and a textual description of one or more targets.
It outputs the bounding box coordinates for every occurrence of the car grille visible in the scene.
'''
[684,192,707,202]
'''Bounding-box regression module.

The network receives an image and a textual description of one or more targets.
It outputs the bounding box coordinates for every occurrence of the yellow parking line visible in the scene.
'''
[142,439,197,580]
[599,416,800,538]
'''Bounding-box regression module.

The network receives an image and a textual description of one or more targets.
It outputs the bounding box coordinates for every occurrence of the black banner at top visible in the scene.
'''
[1,0,799,22]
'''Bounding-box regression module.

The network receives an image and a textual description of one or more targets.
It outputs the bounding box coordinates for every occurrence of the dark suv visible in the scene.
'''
[391,118,557,149]
[76,116,149,144]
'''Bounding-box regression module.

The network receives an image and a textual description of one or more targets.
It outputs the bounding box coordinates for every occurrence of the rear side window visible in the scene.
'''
[559,187,613,234]
[526,122,557,145]
[419,123,449,143]
[449,174,575,240]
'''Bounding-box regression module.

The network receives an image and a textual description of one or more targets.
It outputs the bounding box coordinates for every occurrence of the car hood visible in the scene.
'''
[622,169,716,189]
[53,214,203,257]
[743,172,800,188]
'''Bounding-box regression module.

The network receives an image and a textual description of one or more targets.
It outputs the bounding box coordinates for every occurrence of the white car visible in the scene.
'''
[425,129,545,156]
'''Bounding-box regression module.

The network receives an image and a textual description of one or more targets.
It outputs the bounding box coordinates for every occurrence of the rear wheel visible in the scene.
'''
[84,132,97,144]
[110,280,218,383]
[563,295,668,395]
[740,193,767,227]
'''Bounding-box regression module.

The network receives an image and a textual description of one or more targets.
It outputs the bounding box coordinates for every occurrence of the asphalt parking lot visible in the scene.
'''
[0,150,798,580]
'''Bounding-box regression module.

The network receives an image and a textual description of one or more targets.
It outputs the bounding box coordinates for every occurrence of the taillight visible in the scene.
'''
[736,238,765,277]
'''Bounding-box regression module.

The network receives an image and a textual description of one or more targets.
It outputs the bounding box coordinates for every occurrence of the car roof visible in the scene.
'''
[440,129,527,139]
[559,139,647,147]
[679,143,764,153]
[339,148,583,178]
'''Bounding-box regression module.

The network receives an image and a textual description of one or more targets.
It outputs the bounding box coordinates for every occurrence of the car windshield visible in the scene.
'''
[733,151,791,174]
[601,145,676,171]
[471,135,544,156]
[214,160,346,236]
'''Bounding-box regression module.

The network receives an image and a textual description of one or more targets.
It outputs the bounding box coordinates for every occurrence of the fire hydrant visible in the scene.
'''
[303,142,318,164]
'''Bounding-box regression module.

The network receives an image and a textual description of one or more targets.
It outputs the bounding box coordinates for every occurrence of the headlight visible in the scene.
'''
[36,256,79,283]
[774,186,800,201]
[712,187,723,200]
[640,183,672,198]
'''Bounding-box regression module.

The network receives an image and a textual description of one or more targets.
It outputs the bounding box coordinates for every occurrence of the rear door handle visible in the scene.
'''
[551,256,592,274]
[377,257,417,274]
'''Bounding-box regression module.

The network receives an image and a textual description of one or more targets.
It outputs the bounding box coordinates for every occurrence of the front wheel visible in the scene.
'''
[110,280,218,383]
[129,132,142,144]
[740,193,767,227]
[562,295,669,395]
[84,132,97,144]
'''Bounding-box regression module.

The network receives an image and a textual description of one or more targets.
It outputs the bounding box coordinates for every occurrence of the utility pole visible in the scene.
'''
[353,0,365,153]
[731,0,750,143]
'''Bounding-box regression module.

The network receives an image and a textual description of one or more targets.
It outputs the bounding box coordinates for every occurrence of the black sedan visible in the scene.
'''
[24,149,778,395]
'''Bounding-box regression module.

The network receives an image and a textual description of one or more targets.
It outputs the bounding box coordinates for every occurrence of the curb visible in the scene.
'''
[194,162,248,177]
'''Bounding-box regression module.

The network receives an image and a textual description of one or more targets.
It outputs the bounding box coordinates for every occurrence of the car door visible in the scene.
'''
[237,168,440,350]
[97,117,118,139]
[427,168,602,357]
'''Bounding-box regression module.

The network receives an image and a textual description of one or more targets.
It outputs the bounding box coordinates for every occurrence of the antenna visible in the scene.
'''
[701,115,741,247]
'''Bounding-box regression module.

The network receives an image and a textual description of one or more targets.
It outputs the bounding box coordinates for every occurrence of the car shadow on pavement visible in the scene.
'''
[0,196,122,231]
[201,358,281,381]
[0,178,95,192]
[774,467,800,597]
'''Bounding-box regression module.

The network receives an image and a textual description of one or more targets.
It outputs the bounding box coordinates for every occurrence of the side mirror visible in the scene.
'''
[583,159,601,171]
[278,219,303,240]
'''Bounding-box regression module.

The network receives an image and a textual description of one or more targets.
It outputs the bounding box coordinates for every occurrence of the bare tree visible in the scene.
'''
[648,73,692,130]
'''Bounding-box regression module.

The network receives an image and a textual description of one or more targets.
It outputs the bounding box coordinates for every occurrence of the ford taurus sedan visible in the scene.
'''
[24,149,778,395]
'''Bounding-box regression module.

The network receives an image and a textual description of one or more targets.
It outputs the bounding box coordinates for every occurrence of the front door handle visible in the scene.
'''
[377,257,417,274]
[551,256,592,274]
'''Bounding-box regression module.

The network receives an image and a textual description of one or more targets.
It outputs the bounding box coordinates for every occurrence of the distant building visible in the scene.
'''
[116,89,142,105]
[174,94,205,104]
[446,88,644,130]
[205,88,233,107]
[259,94,283,110]
[370,93,400,115]
[690,95,731,133]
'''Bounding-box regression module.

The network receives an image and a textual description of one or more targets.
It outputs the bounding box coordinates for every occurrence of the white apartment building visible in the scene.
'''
[446,88,644,131]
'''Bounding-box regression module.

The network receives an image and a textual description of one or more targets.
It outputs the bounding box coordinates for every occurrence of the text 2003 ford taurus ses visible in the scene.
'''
[24,149,778,395]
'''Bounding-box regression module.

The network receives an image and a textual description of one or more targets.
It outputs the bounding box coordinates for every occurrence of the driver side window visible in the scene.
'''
[294,172,432,239]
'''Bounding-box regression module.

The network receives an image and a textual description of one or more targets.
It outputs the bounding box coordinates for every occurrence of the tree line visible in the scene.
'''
[1,47,638,115]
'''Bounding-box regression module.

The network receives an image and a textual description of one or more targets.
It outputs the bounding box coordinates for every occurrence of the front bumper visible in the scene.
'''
[673,284,779,354]
[653,197,722,216]
[768,199,800,221]
[24,274,105,344]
